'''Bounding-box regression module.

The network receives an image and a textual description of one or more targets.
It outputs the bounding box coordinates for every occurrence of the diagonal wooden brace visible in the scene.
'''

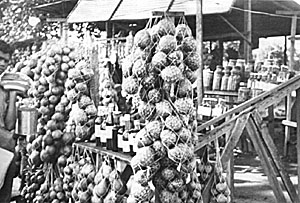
[221,112,250,169]
[252,111,300,203]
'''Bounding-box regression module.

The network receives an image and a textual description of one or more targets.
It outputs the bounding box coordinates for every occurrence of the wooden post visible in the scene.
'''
[196,0,204,118]
[284,36,288,65]
[275,11,300,70]
[284,94,292,156]
[297,88,300,201]
[290,15,297,71]
[244,0,252,63]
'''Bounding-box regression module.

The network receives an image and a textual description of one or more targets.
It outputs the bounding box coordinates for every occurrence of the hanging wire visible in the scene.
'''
[231,6,300,20]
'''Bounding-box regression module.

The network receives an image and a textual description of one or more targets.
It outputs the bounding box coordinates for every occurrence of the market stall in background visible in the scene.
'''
[2,0,300,203]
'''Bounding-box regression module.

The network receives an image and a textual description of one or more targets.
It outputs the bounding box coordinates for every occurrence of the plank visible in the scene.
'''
[276,10,300,15]
[195,115,237,151]
[204,90,238,97]
[246,116,287,203]
[284,94,293,156]
[152,11,185,17]
[221,112,250,168]
[73,142,132,164]
[297,88,300,202]
[267,105,275,137]
[282,119,297,128]
[252,111,300,203]
[197,74,300,132]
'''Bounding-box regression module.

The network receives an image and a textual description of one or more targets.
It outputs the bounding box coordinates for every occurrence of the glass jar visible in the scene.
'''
[203,66,213,90]
[236,59,245,81]
[212,65,224,91]
[227,66,241,92]
[220,66,231,91]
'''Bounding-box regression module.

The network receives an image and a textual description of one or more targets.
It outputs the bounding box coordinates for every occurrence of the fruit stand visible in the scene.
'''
[4,1,300,203]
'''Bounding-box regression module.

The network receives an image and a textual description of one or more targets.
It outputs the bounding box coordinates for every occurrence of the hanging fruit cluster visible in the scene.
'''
[196,157,214,190]
[65,59,97,142]
[121,16,202,203]
[25,43,76,167]
[92,157,127,203]
[68,155,96,203]
[211,157,231,203]
[21,164,68,203]
[99,62,118,107]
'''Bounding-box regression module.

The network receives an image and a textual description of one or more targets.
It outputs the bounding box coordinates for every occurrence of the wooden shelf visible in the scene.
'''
[204,90,238,97]
[73,142,132,164]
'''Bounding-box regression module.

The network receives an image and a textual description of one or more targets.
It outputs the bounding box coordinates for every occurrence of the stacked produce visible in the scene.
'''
[121,17,201,203]
[92,158,127,202]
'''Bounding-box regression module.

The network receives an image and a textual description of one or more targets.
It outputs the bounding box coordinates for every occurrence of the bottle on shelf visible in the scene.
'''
[118,115,125,152]
[128,130,137,156]
[95,116,101,147]
[112,126,119,152]
[122,131,131,155]
[105,103,115,150]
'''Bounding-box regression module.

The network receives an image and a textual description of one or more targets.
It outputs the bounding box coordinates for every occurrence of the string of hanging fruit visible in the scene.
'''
[121,16,203,203]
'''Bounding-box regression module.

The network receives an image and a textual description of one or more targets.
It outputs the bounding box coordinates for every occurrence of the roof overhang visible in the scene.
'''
[67,0,121,23]
[111,0,235,20]
[33,0,78,18]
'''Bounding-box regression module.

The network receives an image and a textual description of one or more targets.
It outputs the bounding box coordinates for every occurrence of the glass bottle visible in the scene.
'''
[122,131,130,155]
[105,103,114,150]
[95,116,101,146]
[118,116,125,152]
[112,126,118,152]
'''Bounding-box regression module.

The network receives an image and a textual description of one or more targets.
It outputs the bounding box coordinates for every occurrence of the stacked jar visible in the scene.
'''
[212,65,224,91]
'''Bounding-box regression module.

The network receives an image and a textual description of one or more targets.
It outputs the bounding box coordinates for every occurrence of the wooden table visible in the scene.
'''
[197,74,300,203]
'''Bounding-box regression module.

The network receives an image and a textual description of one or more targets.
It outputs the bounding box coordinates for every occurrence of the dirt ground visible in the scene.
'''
[232,119,298,203]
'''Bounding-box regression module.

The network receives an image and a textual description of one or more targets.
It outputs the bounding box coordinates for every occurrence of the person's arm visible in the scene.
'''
[5,91,17,130]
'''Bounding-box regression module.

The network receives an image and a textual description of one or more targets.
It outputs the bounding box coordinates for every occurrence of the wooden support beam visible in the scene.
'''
[267,105,275,136]
[152,11,184,17]
[196,0,204,118]
[46,17,66,22]
[166,0,175,12]
[195,115,237,151]
[276,10,300,15]
[297,88,300,201]
[252,111,300,203]
[244,0,252,63]
[290,15,297,71]
[221,113,250,168]
[219,15,251,46]
[246,116,287,203]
